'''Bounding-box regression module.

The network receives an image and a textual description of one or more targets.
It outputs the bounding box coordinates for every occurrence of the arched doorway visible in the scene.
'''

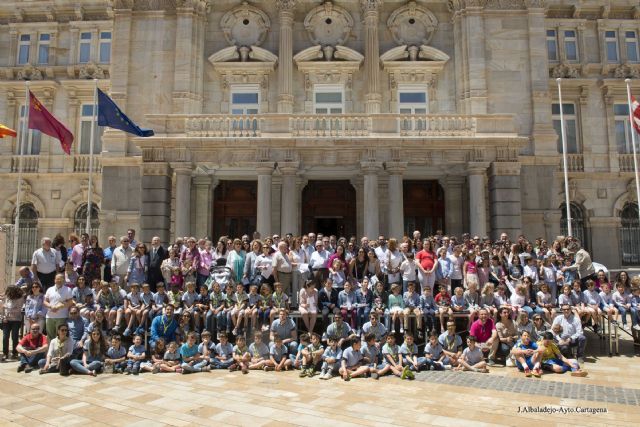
[13,203,39,265]
[403,180,445,236]
[620,202,639,265]
[213,181,257,239]
[74,203,100,238]
[560,202,588,250]
[302,181,356,237]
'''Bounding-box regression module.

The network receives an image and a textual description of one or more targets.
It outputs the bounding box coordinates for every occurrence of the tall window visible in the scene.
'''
[37,34,50,65]
[560,202,587,250]
[614,104,633,154]
[552,103,579,154]
[605,31,619,63]
[79,32,92,63]
[564,30,578,62]
[18,105,41,155]
[314,85,343,114]
[79,104,103,154]
[17,34,30,65]
[230,86,259,114]
[99,32,111,63]
[547,29,558,61]
[625,31,639,63]
[620,202,640,265]
[12,203,39,265]
[398,87,428,114]
[74,203,100,238]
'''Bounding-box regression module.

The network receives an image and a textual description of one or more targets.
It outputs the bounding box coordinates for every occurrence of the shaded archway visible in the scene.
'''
[301,180,356,237]
[12,203,38,265]
[620,202,639,265]
[213,181,257,240]
[560,202,589,250]
[403,180,445,236]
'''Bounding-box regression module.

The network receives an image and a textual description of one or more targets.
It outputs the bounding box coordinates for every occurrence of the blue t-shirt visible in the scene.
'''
[128,344,145,357]
[180,343,199,360]
[215,342,233,358]
[106,345,126,359]
[341,347,363,367]
[269,342,288,362]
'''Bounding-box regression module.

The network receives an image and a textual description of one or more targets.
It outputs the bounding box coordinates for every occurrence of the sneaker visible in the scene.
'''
[17,364,26,373]
[24,366,33,374]
[407,370,415,380]
[242,367,248,374]
[181,368,188,375]
[399,326,404,334]
[370,371,379,380]
[202,366,211,373]
[263,366,274,372]
[308,369,317,378]
[343,372,350,381]
[401,365,410,380]
[524,368,532,378]
[578,358,585,365]
[123,328,131,337]
[133,369,139,376]
[299,369,308,378]
[487,359,496,367]
[125,369,132,375]
[532,368,542,378]
[571,370,588,377]
[103,364,114,374]
[444,365,452,370]
[505,357,515,368]
[319,370,328,380]
[633,325,640,331]
[324,372,333,380]
[152,365,160,374]
[135,327,145,335]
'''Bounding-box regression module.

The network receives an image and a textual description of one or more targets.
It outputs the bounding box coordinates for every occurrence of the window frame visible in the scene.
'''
[230,84,260,115]
[397,85,429,115]
[313,84,344,114]
[552,102,580,154]
[604,30,619,63]
[37,33,50,65]
[614,103,633,154]
[78,104,104,155]
[98,31,111,63]
[562,29,579,63]
[625,30,639,63]
[546,29,559,62]
[17,34,31,65]
[79,31,92,64]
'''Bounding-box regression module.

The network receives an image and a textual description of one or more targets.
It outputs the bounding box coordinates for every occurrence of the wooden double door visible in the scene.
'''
[403,180,445,236]
[213,181,257,239]
[302,180,356,237]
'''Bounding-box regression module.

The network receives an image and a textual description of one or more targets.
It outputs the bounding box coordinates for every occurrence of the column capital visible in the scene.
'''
[276,0,297,12]
[279,161,299,175]
[254,162,276,175]
[361,161,383,174]
[171,162,193,175]
[361,0,383,14]
[489,161,521,176]
[385,161,407,175]
[466,161,490,175]
[193,175,212,186]
[142,162,170,176]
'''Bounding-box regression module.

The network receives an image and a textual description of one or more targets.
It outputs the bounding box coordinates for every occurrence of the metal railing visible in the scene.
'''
[620,225,640,265]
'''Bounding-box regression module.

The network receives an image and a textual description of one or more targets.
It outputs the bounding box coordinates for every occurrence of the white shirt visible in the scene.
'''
[447,254,463,280]
[375,246,390,272]
[45,285,73,319]
[310,250,329,269]
[111,245,133,277]
[31,248,62,274]
[274,251,292,273]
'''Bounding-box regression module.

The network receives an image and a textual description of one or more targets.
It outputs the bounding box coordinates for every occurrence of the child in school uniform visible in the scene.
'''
[451,286,469,327]
[248,332,271,370]
[290,334,309,370]
[463,282,481,330]
[195,285,210,334]
[319,279,339,327]
[613,282,633,330]
[388,283,405,333]
[536,283,556,324]
[318,336,341,380]
[399,334,425,372]
[339,339,369,381]
[180,331,210,374]
[456,335,488,373]
[423,332,448,370]
[232,335,251,374]
[104,335,127,374]
[150,282,168,320]
[361,332,382,379]
[222,283,235,333]
[270,282,289,324]
[583,280,603,330]
[123,283,143,337]
[338,281,358,330]
[181,281,199,327]
[231,283,249,336]
[403,282,423,337]
[198,331,216,369]
[141,337,166,374]
[479,283,497,320]
[168,282,184,316]
[599,282,619,323]
[159,341,182,373]
[258,283,273,332]
[246,284,262,334]
[269,334,292,372]
[435,285,452,333]
[212,332,235,370]
[125,334,146,375]
[206,282,226,336]
[299,332,324,378]
[380,334,411,379]
[72,276,93,321]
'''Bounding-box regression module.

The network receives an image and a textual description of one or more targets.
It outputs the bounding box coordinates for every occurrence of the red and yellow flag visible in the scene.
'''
[0,124,17,138]
[29,91,74,154]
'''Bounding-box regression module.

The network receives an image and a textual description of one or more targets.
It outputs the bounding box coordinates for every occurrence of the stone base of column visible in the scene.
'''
[277,95,294,114]
[489,162,522,240]
[140,163,171,245]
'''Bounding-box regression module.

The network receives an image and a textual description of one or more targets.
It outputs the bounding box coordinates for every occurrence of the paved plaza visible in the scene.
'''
[0,332,637,427]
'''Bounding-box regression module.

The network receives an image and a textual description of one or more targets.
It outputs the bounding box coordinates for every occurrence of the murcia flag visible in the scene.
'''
[28,91,74,154]
[632,96,640,134]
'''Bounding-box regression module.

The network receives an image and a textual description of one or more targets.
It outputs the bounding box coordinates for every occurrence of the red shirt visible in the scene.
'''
[416,250,436,271]
[18,333,48,350]
[469,318,495,343]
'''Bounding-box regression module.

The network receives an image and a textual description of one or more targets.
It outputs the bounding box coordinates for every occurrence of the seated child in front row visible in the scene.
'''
[299,333,324,378]
[290,334,310,370]
[455,335,488,373]
[125,334,146,375]
[104,335,127,373]
[248,332,271,371]
[269,334,292,372]
[180,331,210,374]
[212,332,235,370]
[232,335,251,374]
[339,339,369,381]
[318,336,341,380]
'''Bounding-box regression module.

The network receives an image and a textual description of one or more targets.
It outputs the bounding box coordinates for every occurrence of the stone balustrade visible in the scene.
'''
[619,153,637,173]
[558,153,584,172]
[11,155,39,173]
[73,155,102,173]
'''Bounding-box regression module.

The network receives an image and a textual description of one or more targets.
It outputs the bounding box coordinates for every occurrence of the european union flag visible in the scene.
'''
[97,89,154,137]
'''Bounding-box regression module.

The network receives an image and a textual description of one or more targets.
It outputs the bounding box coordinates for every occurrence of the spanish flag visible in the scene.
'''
[0,124,17,138]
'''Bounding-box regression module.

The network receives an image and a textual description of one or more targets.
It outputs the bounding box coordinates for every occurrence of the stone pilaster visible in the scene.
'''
[280,162,299,235]
[276,0,296,114]
[444,175,466,237]
[361,0,382,114]
[589,217,621,268]
[140,162,171,245]
[173,164,193,239]
[361,161,382,239]
[193,175,213,239]
[256,163,274,237]
[489,162,522,240]
[468,162,490,237]
[386,161,406,239]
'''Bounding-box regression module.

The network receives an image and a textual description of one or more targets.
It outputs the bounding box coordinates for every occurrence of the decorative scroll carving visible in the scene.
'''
[304,1,354,47]
[387,1,438,46]
[220,1,270,48]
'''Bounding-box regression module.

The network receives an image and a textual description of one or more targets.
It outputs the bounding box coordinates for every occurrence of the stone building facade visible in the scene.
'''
[0,0,639,269]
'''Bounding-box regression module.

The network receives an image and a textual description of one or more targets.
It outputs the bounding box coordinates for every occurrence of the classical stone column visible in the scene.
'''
[362,161,381,239]
[174,164,192,239]
[276,0,296,114]
[140,162,171,245]
[444,176,466,237]
[361,0,382,114]
[468,162,490,237]
[386,162,406,239]
[489,162,522,240]
[256,164,274,237]
[589,217,622,268]
[280,162,299,235]
[193,175,213,239]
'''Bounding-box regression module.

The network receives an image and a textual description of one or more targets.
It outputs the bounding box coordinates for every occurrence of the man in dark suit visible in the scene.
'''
[148,236,168,292]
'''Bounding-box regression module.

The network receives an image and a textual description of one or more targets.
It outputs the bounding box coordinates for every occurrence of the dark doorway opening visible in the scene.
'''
[213,181,257,239]
[403,180,445,237]
[302,180,356,237]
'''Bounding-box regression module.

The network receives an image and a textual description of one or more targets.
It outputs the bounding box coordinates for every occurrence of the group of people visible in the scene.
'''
[3,228,635,380]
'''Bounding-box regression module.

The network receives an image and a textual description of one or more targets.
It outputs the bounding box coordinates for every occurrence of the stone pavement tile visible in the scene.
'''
[46,413,93,426]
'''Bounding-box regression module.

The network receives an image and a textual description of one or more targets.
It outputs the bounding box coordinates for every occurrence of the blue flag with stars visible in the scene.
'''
[97,89,154,137]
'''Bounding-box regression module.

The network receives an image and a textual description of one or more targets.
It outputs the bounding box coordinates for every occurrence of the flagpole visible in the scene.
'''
[12,81,30,278]
[556,78,573,237]
[625,78,640,228]
[86,78,98,236]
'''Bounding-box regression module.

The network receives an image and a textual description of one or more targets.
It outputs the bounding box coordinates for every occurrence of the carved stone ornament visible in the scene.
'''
[387,1,438,46]
[304,1,354,47]
[551,62,580,79]
[275,0,297,11]
[613,63,640,79]
[16,64,43,81]
[79,62,107,79]
[447,0,488,12]
[360,0,383,13]
[220,2,270,48]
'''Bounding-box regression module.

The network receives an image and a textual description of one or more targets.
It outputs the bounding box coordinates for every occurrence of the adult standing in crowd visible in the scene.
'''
[111,236,133,287]
[273,241,293,297]
[71,233,89,274]
[82,235,104,284]
[51,234,67,265]
[416,239,438,291]
[102,236,117,283]
[148,236,167,292]
[562,240,595,289]
[226,238,246,286]
[127,229,137,247]
[197,240,213,290]
[310,240,329,289]
[161,247,181,285]
[127,243,149,287]
[43,273,73,341]
[31,237,63,290]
